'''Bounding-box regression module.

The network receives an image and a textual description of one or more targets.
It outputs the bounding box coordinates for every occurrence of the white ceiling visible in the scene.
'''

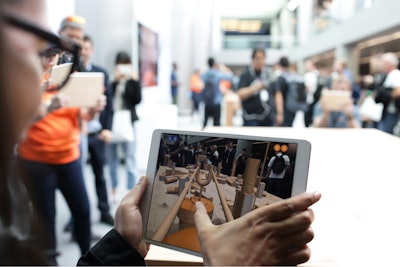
[217,0,288,20]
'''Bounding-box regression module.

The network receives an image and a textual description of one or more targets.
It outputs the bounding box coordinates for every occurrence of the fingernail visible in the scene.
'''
[137,176,145,184]
[313,191,322,200]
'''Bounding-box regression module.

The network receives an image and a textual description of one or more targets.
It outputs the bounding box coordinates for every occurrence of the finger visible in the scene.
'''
[194,201,214,235]
[277,227,315,253]
[260,191,321,222]
[280,245,311,266]
[274,209,315,237]
[120,176,148,207]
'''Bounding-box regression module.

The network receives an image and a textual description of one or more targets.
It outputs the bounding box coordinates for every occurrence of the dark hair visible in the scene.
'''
[207,57,215,68]
[83,34,93,44]
[251,48,266,59]
[279,56,290,68]
[115,51,131,65]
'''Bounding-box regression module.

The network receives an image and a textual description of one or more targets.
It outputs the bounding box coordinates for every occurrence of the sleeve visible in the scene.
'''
[77,228,146,266]
[125,79,142,106]
[237,72,251,90]
[100,70,114,130]
[267,157,275,168]
[283,155,291,165]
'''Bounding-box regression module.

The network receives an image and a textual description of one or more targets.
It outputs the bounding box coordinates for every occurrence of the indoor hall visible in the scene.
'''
[11,0,400,266]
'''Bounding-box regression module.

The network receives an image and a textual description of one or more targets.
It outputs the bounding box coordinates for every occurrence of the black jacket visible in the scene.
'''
[78,229,146,266]
[111,79,142,122]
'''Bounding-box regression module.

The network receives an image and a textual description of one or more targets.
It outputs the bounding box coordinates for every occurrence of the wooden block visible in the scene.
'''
[217,177,226,184]
[167,186,179,194]
[191,182,201,191]
[226,177,237,186]
[165,169,173,175]
[164,176,178,184]
[257,182,266,198]
[233,191,256,219]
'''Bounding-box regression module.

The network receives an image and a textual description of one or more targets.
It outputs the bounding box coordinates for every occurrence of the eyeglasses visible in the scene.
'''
[1,13,81,91]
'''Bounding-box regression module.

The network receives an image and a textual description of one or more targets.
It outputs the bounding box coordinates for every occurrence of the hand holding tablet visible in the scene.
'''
[58,72,105,107]
[111,129,320,266]
[134,129,319,265]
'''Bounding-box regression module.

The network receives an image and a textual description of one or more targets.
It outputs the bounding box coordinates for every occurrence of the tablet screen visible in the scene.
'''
[142,129,310,256]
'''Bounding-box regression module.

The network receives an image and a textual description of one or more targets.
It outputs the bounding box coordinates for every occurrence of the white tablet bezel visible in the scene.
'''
[141,129,311,257]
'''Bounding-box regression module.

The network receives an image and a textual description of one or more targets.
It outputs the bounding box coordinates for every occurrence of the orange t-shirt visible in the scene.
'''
[190,74,204,93]
[18,91,81,165]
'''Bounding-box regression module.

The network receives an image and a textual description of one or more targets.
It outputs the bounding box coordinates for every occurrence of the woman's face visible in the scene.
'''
[1,0,48,142]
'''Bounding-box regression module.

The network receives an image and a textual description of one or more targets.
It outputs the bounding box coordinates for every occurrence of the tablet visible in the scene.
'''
[320,89,352,111]
[50,62,73,85]
[141,129,311,257]
[59,72,104,107]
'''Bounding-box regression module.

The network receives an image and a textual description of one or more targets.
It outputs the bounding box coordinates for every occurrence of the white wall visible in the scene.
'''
[46,0,74,33]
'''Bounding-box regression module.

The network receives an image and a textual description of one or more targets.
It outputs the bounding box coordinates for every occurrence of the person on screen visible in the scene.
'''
[0,0,321,265]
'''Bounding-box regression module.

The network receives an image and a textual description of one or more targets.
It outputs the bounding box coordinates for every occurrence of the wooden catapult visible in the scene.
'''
[151,155,273,252]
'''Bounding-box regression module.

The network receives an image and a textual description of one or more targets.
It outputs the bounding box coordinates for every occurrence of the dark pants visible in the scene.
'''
[304,104,315,127]
[88,133,110,216]
[19,158,91,257]
[282,110,296,127]
[378,112,399,134]
[203,103,221,128]
[192,92,201,114]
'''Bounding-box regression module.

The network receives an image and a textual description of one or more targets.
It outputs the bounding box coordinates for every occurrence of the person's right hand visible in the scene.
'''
[114,176,149,258]
[98,129,113,143]
[194,191,321,266]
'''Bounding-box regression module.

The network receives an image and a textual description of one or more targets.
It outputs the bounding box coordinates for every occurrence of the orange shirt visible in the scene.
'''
[18,91,81,165]
[190,74,204,93]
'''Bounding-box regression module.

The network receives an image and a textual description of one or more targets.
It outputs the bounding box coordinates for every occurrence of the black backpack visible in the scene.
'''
[201,72,217,106]
[281,73,308,113]
[272,155,286,174]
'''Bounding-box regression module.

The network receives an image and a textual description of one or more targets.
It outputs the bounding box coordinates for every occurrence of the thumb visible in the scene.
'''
[194,201,213,234]
[121,176,148,207]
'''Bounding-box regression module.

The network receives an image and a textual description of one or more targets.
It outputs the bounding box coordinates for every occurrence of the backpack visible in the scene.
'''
[201,71,217,106]
[281,73,308,113]
[272,155,286,174]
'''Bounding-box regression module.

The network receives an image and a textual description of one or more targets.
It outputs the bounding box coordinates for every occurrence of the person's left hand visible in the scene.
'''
[114,176,149,258]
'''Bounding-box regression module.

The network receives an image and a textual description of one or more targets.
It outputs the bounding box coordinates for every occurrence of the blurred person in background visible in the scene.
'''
[374,52,400,134]
[189,68,203,118]
[313,75,361,128]
[236,48,274,126]
[170,62,179,105]
[107,51,141,201]
[201,57,233,128]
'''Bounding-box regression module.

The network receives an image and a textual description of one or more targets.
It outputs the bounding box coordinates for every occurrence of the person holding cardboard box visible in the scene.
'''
[313,74,361,128]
